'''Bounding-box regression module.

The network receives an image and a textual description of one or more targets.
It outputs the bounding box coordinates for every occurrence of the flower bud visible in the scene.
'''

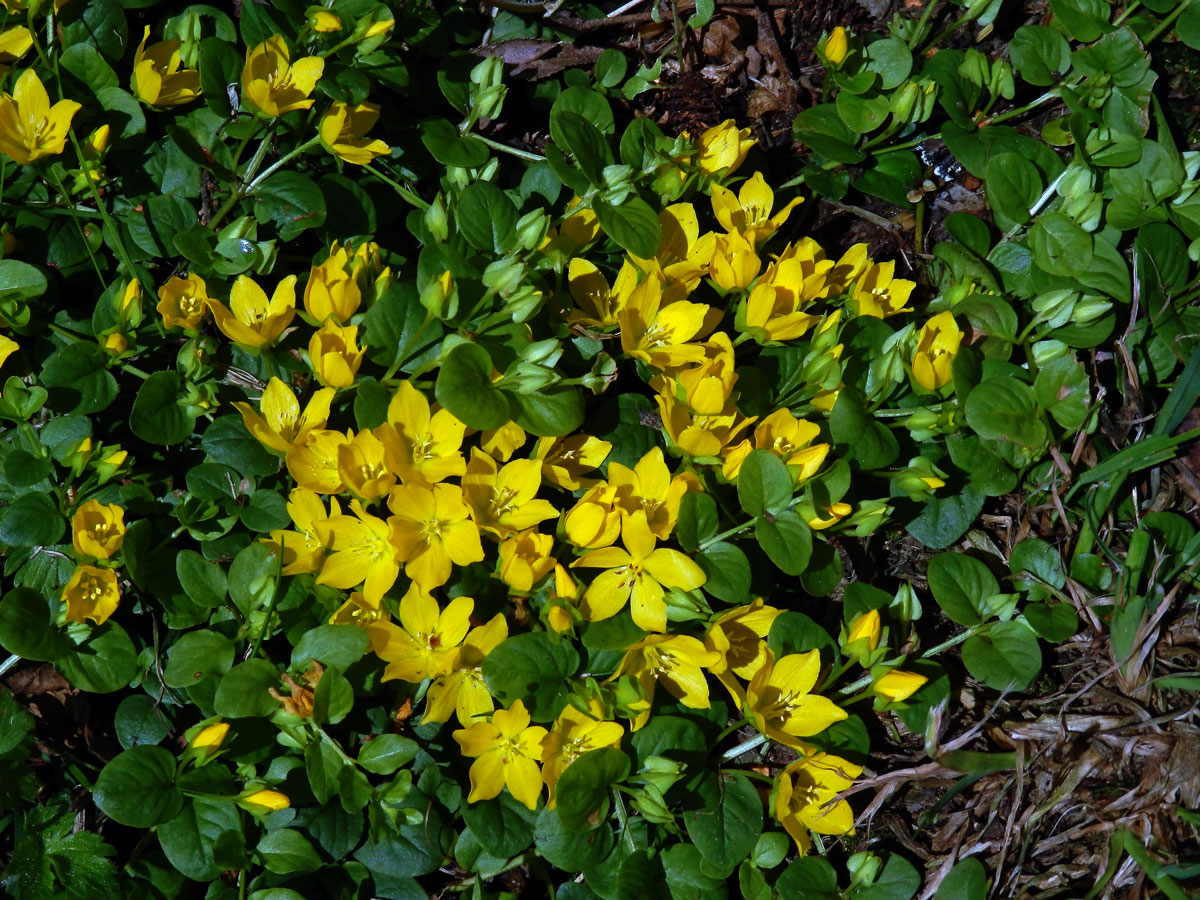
[824,27,849,67]
[873,669,928,703]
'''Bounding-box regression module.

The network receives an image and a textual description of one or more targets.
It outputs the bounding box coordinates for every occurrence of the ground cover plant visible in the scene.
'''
[3,0,1200,897]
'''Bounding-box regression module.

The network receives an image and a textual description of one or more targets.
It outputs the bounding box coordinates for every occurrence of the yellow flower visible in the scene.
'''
[190,722,230,751]
[330,590,390,640]
[563,483,622,550]
[912,311,962,391]
[376,381,467,485]
[233,377,335,455]
[775,753,861,855]
[71,498,125,560]
[304,249,362,323]
[652,332,737,416]
[263,488,341,575]
[309,321,365,388]
[542,699,624,806]
[846,609,881,654]
[607,447,691,540]
[807,501,852,531]
[0,69,81,165]
[131,26,201,107]
[336,428,394,500]
[311,9,343,32]
[480,421,528,462]
[287,429,351,494]
[629,203,715,300]
[0,333,18,370]
[320,101,390,165]
[102,332,128,357]
[242,35,325,118]
[823,27,849,67]
[572,511,706,633]
[61,565,120,626]
[721,408,829,484]
[566,257,639,330]
[207,274,297,349]
[612,634,721,730]
[453,699,548,810]
[710,230,761,292]
[242,789,290,811]
[655,382,755,459]
[546,564,580,633]
[618,272,710,371]
[499,528,556,593]
[710,172,802,246]
[0,26,33,73]
[851,260,916,318]
[873,669,927,703]
[462,449,558,540]
[533,434,611,491]
[157,273,210,331]
[745,650,848,749]
[423,612,508,726]
[374,584,473,683]
[704,599,782,708]
[387,482,484,590]
[314,499,400,604]
[695,120,754,177]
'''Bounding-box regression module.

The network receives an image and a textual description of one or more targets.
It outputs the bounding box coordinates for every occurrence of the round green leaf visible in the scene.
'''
[58,621,138,693]
[163,630,235,689]
[213,659,281,718]
[114,694,170,749]
[131,371,195,445]
[358,734,419,775]
[963,377,1048,451]
[961,621,1042,691]
[176,550,228,608]
[483,632,579,721]
[1028,212,1093,277]
[256,829,323,875]
[593,196,663,259]
[0,492,65,548]
[682,773,762,869]
[455,181,517,254]
[40,343,118,415]
[157,797,242,881]
[555,747,631,832]
[462,793,538,858]
[0,587,72,661]
[435,342,511,430]
[93,745,183,827]
[754,510,812,576]
[535,806,614,870]
[926,553,999,626]
[737,449,793,517]
[0,259,47,302]
[696,541,751,603]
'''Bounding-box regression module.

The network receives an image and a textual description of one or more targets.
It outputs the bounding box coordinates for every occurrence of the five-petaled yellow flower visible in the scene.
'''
[612,634,721,730]
[462,449,558,540]
[314,499,400,604]
[695,120,755,177]
[320,101,390,165]
[376,381,467,485]
[423,612,508,726]
[62,565,121,626]
[71,498,126,560]
[132,26,202,106]
[374,585,473,683]
[912,311,962,391]
[387,482,484,590]
[233,377,335,455]
[541,698,624,806]
[745,649,848,749]
[704,599,782,708]
[775,753,861,855]
[157,273,210,331]
[453,699,548,810]
[242,35,325,118]
[0,69,81,165]
[573,511,706,634]
[710,172,802,246]
[207,274,297,350]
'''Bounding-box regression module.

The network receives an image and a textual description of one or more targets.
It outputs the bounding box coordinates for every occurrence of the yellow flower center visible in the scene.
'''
[358,460,385,483]
[420,519,447,541]
[488,486,518,518]
[497,735,525,765]
[179,294,202,315]
[78,572,107,601]
[640,323,672,348]
[411,434,437,462]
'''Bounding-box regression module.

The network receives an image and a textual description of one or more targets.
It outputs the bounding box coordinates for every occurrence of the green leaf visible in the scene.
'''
[737,449,793,516]
[456,181,518,254]
[130,371,195,445]
[776,857,839,899]
[593,196,663,259]
[1010,537,1066,589]
[863,38,912,89]
[682,773,762,869]
[963,377,1048,451]
[462,793,538,858]
[93,746,183,828]
[1048,0,1109,43]
[830,388,899,468]
[358,734,419,775]
[483,632,579,721]
[213,659,280,718]
[0,259,47,303]
[696,541,751,603]
[535,806,614,870]
[1028,212,1093,277]
[1008,26,1071,86]
[934,858,988,900]
[176,550,228,608]
[754,510,813,576]
[1023,603,1078,642]
[58,621,137,693]
[0,492,65,548]
[202,415,279,476]
[163,630,235,689]
[292,625,369,671]
[0,592,71,662]
[962,621,1042,691]
[435,342,511,430]
[187,462,243,502]
[353,803,448,878]
[256,829,322,875]
[40,344,118,415]
[926,553,1000,626]
[552,111,612,186]
[511,386,586,437]
[555,747,631,832]
[1033,354,1089,430]
[0,691,33,755]
[769,611,837,657]
[856,853,921,900]
[420,117,490,168]
[157,797,241,882]
[256,171,327,241]
[676,491,718,553]
[241,490,289,532]
[113,694,169,750]
[595,48,628,88]
[986,153,1042,228]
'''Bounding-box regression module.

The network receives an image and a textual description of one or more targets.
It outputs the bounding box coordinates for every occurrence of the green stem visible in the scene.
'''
[907,0,941,51]
[1113,0,1142,26]
[714,716,751,744]
[836,626,982,696]
[245,135,321,191]
[363,164,430,209]
[0,653,20,678]
[249,535,286,659]
[43,166,106,285]
[722,768,775,785]
[209,124,279,230]
[474,134,545,162]
[721,732,768,761]
[1145,0,1188,43]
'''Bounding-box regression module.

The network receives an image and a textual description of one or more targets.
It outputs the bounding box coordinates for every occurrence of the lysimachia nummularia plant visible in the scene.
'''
[2,0,1199,897]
